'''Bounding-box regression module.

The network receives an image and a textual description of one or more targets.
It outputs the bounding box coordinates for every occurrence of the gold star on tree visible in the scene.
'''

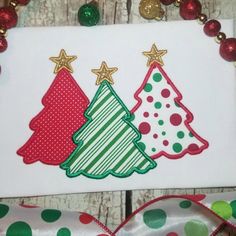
[91,61,118,85]
[49,49,77,74]
[143,43,167,67]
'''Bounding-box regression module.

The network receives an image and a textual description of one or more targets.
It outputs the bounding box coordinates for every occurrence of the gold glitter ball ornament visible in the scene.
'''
[139,0,165,20]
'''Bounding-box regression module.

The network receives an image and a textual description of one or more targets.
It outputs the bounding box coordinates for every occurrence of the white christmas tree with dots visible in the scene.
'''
[131,44,209,159]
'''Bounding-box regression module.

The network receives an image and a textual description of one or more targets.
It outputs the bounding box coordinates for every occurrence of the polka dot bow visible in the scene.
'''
[1,191,236,235]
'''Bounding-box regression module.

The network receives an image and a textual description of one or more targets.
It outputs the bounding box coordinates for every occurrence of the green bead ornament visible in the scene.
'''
[78,1,100,26]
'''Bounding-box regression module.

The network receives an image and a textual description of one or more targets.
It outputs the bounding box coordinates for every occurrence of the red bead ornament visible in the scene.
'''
[179,0,202,20]
[160,0,175,5]
[220,38,236,62]
[0,7,18,29]
[204,20,221,37]
[16,0,30,5]
[0,37,7,52]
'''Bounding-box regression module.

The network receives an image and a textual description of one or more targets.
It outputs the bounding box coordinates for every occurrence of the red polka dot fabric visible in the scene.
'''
[17,68,89,165]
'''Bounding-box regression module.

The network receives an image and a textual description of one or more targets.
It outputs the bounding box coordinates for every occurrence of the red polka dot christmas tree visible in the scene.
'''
[131,44,209,159]
[17,49,89,165]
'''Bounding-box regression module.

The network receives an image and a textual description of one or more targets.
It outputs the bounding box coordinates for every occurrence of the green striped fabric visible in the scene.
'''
[61,81,157,179]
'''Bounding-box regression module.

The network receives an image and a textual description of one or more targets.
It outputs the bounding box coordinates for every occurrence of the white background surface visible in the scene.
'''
[0,21,235,197]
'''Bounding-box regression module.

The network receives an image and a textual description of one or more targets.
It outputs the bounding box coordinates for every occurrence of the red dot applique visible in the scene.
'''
[143,112,149,117]
[153,134,158,139]
[161,88,170,98]
[170,113,182,126]
[163,140,169,146]
[147,96,154,103]
[139,122,151,134]
[188,143,199,152]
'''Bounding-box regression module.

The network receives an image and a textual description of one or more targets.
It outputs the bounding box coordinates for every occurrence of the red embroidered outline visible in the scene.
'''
[131,62,209,159]
[113,194,236,235]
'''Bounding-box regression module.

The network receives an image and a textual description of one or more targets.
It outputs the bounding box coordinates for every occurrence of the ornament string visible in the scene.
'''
[0,0,236,66]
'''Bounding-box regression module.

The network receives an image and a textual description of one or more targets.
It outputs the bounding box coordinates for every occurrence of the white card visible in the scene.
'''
[0,20,235,197]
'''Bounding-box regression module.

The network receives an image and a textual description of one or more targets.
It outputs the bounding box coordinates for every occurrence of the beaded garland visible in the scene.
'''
[0,0,236,66]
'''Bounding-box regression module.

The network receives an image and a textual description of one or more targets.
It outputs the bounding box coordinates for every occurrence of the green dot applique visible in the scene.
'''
[175,101,180,108]
[57,228,71,236]
[0,203,9,218]
[6,221,32,236]
[189,132,194,137]
[177,131,185,139]
[143,209,167,229]
[211,201,232,220]
[144,83,153,92]
[152,148,156,152]
[41,209,62,223]
[158,120,164,126]
[179,200,192,209]
[154,102,162,109]
[138,142,146,152]
[153,73,162,82]
[230,200,236,219]
[162,131,166,136]
[184,220,208,236]
[173,143,183,153]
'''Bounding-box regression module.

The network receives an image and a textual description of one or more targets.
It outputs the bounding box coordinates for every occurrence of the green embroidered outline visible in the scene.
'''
[60,81,157,179]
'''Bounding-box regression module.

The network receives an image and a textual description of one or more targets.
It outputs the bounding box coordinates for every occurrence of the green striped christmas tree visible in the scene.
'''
[60,61,156,179]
